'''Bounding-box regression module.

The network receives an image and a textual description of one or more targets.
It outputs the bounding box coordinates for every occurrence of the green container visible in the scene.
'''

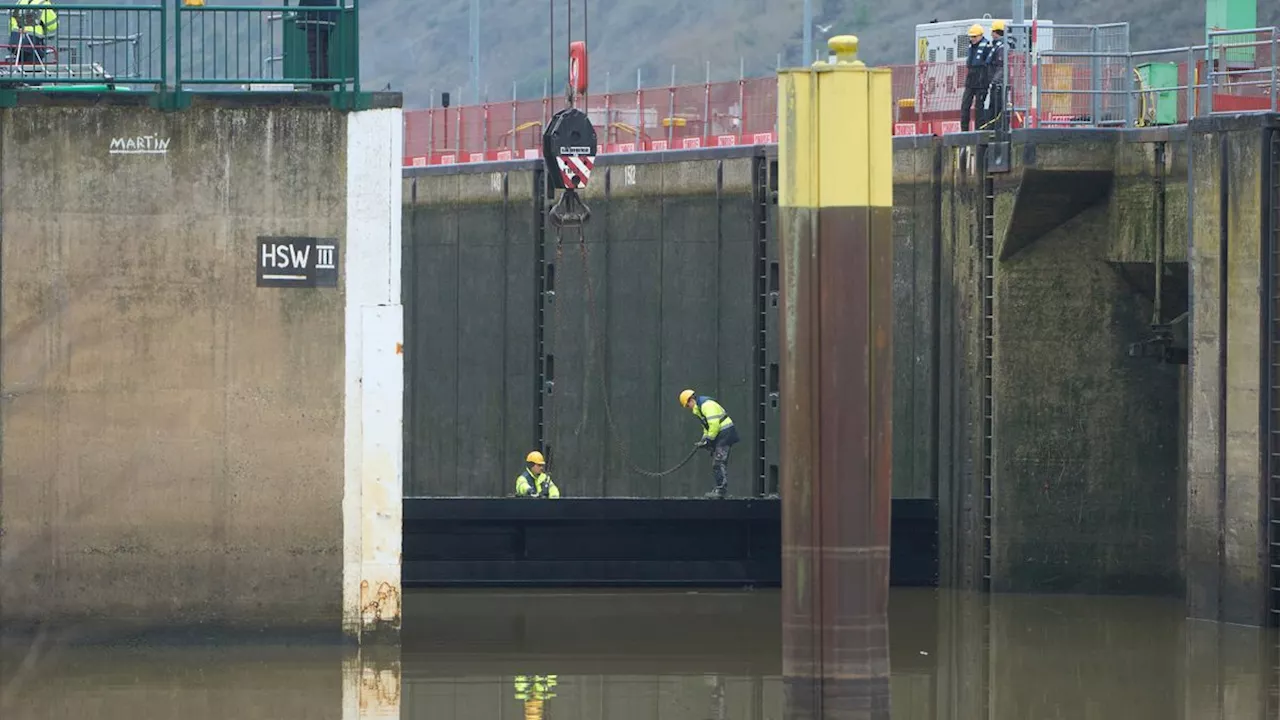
[281,2,357,86]
[1137,62,1179,126]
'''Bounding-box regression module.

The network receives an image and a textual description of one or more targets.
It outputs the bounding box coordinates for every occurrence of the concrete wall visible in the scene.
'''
[892,138,941,501]
[931,136,987,589]
[990,132,1184,596]
[1185,114,1278,627]
[0,94,403,637]
[400,124,1280,611]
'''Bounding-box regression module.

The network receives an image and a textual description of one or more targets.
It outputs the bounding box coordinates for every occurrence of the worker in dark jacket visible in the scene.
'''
[295,0,338,90]
[960,24,991,131]
[680,389,740,499]
[983,20,1010,130]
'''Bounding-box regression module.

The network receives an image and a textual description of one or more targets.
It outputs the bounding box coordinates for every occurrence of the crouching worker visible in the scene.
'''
[515,450,561,498]
[680,389,740,499]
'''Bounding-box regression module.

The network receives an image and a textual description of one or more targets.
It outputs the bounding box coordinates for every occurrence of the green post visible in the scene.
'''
[282,1,357,88]
[1205,0,1258,67]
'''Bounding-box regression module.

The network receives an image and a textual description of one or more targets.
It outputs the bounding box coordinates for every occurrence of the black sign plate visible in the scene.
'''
[257,236,339,288]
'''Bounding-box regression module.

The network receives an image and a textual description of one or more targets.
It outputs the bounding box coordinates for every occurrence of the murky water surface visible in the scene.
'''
[1,588,1275,718]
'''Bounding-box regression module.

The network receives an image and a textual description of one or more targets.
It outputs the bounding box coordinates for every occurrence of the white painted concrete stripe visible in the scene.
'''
[343,107,405,645]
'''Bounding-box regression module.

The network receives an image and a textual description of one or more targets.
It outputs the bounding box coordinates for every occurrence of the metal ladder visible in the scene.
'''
[534,166,551,460]
[980,153,996,592]
[753,156,772,497]
[1267,129,1280,716]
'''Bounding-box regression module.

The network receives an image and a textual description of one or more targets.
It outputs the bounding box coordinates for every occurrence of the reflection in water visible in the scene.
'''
[0,588,1276,719]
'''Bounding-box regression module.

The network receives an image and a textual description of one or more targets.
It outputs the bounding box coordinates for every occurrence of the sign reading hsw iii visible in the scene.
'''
[257,236,339,288]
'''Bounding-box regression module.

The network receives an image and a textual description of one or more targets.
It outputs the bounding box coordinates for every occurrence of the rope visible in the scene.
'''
[568,224,700,478]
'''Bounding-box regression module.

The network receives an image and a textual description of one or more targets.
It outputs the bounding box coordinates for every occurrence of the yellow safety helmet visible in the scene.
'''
[991,19,1006,32]
[526,450,545,465]
[679,389,696,407]
[968,24,984,37]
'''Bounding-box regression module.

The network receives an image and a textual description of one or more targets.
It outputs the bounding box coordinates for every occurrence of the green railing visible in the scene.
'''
[176,0,359,92]
[0,1,360,95]
[0,3,166,90]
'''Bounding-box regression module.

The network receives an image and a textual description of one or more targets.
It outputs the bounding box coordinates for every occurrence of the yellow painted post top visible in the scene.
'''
[183,0,206,6]
[777,35,893,209]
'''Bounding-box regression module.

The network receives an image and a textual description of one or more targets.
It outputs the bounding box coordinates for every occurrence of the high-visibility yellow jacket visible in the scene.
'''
[515,469,560,498]
[514,674,558,701]
[10,0,57,38]
[692,395,734,443]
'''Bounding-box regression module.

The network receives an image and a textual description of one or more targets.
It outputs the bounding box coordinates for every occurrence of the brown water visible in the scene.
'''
[1,588,1275,719]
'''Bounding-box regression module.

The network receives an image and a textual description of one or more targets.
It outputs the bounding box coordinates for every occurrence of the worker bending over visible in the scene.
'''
[680,389,740,499]
[515,450,560,498]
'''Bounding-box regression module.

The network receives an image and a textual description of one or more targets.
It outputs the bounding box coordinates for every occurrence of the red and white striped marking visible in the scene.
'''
[556,154,595,188]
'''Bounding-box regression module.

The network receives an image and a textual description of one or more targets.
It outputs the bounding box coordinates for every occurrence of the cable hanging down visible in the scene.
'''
[540,0,697,479]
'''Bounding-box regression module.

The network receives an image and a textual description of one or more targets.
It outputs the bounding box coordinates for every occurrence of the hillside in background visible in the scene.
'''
[101,0,1280,109]
[360,0,1280,109]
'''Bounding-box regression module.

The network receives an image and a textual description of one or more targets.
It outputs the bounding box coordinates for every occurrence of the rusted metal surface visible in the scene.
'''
[779,203,893,719]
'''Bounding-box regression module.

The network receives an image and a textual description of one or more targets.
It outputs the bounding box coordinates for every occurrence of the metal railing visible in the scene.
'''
[0,1,362,94]
[175,1,359,91]
[402,25,1280,166]
[0,3,165,89]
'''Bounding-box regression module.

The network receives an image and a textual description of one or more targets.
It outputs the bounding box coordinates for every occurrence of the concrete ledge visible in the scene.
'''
[940,131,983,147]
[1122,126,1189,143]
[1187,112,1280,133]
[892,134,938,151]
[1013,127,1125,144]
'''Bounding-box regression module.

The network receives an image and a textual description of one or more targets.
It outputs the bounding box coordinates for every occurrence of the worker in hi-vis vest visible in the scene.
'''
[514,674,558,719]
[515,450,560,498]
[9,0,57,63]
[680,389,740,499]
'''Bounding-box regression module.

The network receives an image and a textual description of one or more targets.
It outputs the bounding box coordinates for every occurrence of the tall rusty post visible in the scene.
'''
[776,35,893,720]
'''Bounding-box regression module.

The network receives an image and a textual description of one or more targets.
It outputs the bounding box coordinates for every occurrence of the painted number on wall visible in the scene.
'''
[257,236,340,288]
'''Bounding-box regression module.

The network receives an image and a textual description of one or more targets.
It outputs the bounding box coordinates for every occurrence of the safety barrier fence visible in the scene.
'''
[175,1,358,91]
[0,1,359,92]
[403,26,1280,166]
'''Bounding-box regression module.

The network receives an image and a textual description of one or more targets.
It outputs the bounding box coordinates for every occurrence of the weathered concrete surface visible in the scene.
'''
[991,132,1183,595]
[931,136,986,590]
[1185,114,1277,627]
[891,137,940,500]
[401,127,1225,606]
[0,93,404,634]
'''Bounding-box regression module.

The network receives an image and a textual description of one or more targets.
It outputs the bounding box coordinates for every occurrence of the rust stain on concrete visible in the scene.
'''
[359,579,401,627]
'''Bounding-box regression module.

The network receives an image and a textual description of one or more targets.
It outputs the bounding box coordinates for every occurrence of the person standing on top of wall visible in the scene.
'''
[295,0,338,91]
[959,24,991,131]
[983,20,1010,130]
[515,451,561,499]
[8,0,56,64]
[680,389,740,499]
